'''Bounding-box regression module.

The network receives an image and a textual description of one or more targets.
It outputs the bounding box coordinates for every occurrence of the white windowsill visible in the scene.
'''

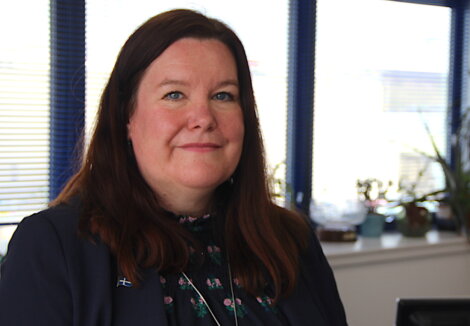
[321,230,470,268]
[2,225,470,266]
[0,224,18,256]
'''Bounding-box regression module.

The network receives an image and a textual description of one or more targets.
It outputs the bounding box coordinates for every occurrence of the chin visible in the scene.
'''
[183,180,226,191]
[179,174,229,190]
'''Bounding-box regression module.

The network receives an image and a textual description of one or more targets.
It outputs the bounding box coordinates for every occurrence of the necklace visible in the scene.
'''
[181,263,239,326]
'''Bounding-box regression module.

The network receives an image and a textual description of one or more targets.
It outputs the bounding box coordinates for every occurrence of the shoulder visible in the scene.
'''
[11,199,77,242]
[3,197,104,277]
[297,222,349,325]
[272,204,312,248]
[273,211,348,325]
[303,221,326,260]
[4,196,112,276]
[269,204,323,254]
[0,198,116,326]
[7,199,84,256]
[26,197,81,229]
[0,201,82,324]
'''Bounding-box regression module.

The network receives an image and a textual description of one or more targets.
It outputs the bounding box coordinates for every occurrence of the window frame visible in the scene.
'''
[49,0,86,200]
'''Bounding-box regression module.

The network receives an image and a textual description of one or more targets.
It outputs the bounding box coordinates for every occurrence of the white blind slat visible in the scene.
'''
[0,0,50,223]
[313,1,450,212]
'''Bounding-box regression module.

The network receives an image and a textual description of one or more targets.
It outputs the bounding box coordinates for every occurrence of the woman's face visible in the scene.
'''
[127,38,244,205]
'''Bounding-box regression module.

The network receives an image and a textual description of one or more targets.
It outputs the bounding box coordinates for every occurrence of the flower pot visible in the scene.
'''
[360,213,385,237]
[397,203,431,237]
[397,218,431,237]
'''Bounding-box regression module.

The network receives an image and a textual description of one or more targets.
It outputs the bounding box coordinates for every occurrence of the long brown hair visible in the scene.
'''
[55,9,309,301]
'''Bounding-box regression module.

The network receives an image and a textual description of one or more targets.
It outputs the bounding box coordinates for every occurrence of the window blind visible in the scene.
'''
[312,0,450,206]
[0,1,50,223]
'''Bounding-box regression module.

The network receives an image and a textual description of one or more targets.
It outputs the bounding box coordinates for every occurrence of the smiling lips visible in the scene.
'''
[178,142,222,152]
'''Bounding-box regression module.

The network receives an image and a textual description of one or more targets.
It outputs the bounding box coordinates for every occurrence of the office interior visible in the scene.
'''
[1,1,470,325]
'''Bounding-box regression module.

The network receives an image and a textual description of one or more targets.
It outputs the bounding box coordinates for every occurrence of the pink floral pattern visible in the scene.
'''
[177,214,211,231]
[256,295,278,313]
[224,296,248,317]
[190,296,208,317]
[163,296,174,312]
[206,277,223,290]
[206,245,222,265]
[160,212,281,323]
[177,276,193,290]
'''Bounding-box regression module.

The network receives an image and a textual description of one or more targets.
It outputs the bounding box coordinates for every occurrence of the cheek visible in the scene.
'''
[229,113,245,146]
[129,118,160,169]
[128,114,168,177]
[224,113,245,163]
[233,126,245,150]
[129,110,174,146]
[128,115,148,150]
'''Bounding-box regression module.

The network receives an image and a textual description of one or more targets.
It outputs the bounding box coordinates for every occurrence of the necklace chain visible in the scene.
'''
[227,263,238,326]
[181,263,239,326]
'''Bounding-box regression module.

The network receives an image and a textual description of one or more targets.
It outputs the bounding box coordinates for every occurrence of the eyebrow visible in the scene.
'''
[217,80,239,88]
[157,79,188,88]
[157,79,239,88]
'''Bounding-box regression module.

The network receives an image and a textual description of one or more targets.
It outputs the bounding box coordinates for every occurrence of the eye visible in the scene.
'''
[212,92,235,102]
[163,91,184,101]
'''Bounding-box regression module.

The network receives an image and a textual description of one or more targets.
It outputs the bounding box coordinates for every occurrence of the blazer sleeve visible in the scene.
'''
[0,213,73,326]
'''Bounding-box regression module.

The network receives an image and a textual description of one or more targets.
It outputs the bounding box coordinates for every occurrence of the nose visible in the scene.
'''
[187,99,217,131]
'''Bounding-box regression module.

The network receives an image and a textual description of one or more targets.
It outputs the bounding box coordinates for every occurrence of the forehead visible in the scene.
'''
[142,37,238,82]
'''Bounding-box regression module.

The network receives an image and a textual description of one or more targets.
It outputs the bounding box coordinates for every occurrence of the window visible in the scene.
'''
[0,0,50,223]
[312,0,450,209]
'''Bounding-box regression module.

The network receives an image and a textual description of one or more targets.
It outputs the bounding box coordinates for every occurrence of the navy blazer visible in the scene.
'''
[0,200,347,326]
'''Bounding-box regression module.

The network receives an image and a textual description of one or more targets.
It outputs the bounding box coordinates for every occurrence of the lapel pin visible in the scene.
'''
[116,276,133,288]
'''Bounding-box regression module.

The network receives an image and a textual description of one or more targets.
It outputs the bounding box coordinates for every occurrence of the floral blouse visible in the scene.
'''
[160,213,289,326]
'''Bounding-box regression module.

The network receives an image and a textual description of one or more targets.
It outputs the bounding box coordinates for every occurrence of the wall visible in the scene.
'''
[322,232,470,326]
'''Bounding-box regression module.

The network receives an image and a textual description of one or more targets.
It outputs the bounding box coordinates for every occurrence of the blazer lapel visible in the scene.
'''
[113,268,168,326]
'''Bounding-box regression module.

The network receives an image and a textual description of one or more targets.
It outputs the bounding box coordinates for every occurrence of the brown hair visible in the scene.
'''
[55,9,309,301]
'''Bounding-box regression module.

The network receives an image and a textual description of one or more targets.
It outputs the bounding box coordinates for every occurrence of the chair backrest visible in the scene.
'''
[396,298,470,326]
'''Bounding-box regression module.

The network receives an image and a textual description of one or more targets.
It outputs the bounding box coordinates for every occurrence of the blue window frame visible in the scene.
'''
[49,0,86,200]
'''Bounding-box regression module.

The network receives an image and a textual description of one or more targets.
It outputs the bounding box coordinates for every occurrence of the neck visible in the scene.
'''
[155,186,214,216]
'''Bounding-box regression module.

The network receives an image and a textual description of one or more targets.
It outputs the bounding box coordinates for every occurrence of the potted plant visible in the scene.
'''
[395,173,434,237]
[356,178,390,237]
[268,161,294,209]
[419,111,470,238]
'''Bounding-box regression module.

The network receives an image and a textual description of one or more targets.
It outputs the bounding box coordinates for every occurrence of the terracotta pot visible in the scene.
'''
[397,203,431,237]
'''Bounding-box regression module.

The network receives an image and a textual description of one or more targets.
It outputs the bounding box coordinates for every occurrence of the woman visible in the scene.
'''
[0,9,347,326]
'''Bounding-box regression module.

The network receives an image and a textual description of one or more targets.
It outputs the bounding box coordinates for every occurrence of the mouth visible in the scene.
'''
[178,142,222,153]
